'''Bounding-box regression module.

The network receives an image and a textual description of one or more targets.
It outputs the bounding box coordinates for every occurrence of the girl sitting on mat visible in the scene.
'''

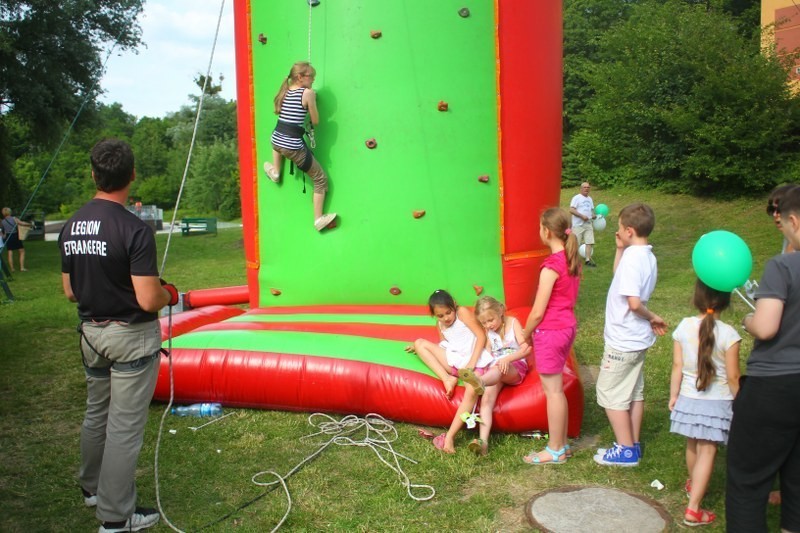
[457,296,530,456]
[263,61,336,231]
[406,289,493,453]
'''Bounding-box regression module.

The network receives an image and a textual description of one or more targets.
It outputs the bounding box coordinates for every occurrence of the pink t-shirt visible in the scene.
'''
[538,250,580,330]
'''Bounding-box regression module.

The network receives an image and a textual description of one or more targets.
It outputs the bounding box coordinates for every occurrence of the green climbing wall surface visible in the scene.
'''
[252,1,502,307]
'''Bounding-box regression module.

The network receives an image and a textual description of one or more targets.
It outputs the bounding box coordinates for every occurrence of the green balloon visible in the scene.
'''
[691,231,753,292]
[596,203,610,217]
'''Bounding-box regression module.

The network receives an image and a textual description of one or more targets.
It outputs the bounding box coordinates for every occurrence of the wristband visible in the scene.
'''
[160,278,180,306]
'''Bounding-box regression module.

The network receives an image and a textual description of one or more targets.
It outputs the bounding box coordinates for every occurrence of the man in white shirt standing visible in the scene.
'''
[570,182,597,267]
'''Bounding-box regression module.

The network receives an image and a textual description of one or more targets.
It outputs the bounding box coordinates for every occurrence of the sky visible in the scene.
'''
[99,0,237,119]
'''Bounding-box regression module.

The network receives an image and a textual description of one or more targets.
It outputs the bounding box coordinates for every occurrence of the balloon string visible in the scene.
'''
[733,288,755,310]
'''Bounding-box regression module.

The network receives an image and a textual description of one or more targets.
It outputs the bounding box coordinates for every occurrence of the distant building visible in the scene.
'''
[762,0,800,87]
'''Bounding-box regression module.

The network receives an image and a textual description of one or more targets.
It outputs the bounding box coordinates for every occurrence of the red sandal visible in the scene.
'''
[684,507,715,527]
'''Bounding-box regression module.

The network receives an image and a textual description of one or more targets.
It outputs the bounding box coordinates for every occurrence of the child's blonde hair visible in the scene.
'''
[474,296,505,321]
[273,61,316,115]
[541,207,581,276]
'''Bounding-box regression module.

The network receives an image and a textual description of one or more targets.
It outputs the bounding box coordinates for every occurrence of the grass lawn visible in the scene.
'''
[0,187,785,531]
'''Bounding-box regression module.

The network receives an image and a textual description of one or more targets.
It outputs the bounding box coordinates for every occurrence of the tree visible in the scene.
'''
[0,0,144,207]
[185,141,241,219]
[564,0,800,195]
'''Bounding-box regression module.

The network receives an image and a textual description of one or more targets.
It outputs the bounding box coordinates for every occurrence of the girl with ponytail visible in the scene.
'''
[669,279,741,526]
[516,208,581,464]
[263,61,337,232]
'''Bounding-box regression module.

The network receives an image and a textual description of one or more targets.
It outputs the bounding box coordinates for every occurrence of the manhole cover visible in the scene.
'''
[526,486,671,532]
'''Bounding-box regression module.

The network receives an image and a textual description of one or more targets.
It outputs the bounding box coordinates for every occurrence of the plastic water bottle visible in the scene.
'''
[171,403,223,417]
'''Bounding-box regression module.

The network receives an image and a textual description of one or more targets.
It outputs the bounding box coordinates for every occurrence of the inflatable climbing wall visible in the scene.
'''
[155,0,583,435]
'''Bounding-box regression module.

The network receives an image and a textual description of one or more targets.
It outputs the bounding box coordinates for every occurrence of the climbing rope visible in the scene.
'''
[307,1,313,62]
[153,2,226,532]
[159,0,227,277]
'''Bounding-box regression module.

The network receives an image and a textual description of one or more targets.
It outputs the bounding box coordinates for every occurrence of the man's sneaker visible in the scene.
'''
[314,213,337,231]
[585,259,597,268]
[98,507,160,532]
[597,441,642,460]
[82,487,97,507]
[594,444,639,467]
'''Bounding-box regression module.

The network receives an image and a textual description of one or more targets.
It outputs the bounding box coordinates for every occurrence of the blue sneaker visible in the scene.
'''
[593,444,639,467]
[596,441,642,460]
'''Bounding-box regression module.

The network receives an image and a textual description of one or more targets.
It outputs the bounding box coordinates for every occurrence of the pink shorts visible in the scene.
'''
[533,326,576,375]
[448,366,488,377]
[506,359,529,385]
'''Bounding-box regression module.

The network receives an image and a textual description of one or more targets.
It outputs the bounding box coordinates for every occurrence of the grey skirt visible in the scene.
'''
[670,394,732,444]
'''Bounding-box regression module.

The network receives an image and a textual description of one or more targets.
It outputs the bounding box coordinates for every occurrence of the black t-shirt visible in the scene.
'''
[748,252,800,376]
[59,199,159,323]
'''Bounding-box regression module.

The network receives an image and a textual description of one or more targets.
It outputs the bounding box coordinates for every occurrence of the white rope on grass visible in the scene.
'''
[251,413,435,531]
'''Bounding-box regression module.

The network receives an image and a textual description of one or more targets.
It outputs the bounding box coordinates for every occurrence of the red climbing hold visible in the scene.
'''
[270,288,281,296]
[413,210,426,219]
[365,138,377,149]
[473,285,484,296]
[478,175,490,183]
[438,101,449,111]
[390,286,402,296]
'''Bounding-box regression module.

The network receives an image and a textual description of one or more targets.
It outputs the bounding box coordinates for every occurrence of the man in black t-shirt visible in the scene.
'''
[59,139,177,533]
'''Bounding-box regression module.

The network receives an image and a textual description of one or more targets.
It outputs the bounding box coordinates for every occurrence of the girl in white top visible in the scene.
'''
[669,279,741,527]
[407,290,492,454]
[458,296,530,455]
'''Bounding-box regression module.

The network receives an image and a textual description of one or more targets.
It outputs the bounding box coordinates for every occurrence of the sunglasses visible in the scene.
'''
[767,203,779,216]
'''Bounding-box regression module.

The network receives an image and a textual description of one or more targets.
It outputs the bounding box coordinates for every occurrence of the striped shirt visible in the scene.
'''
[271,88,307,150]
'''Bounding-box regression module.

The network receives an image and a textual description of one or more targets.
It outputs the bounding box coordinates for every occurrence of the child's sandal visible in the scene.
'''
[457,367,485,395]
[468,438,487,457]
[523,445,567,465]
[683,507,715,527]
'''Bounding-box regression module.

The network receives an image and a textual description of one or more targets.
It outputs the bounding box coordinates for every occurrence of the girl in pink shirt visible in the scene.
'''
[521,207,582,464]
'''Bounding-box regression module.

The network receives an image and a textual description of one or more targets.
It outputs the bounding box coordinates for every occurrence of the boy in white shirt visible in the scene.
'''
[594,203,667,466]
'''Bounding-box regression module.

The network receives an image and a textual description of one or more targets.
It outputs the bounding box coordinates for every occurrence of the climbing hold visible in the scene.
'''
[270,288,281,296]
[458,8,470,18]
[478,175,489,183]
[413,210,426,219]
[258,33,267,45]
[473,285,483,296]
[308,0,320,6]
[365,138,377,149]
[390,286,402,296]
[370,30,382,39]
[437,101,449,112]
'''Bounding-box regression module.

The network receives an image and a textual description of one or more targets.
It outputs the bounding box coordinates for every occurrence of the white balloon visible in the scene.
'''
[579,244,587,258]
[593,215,607,231]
